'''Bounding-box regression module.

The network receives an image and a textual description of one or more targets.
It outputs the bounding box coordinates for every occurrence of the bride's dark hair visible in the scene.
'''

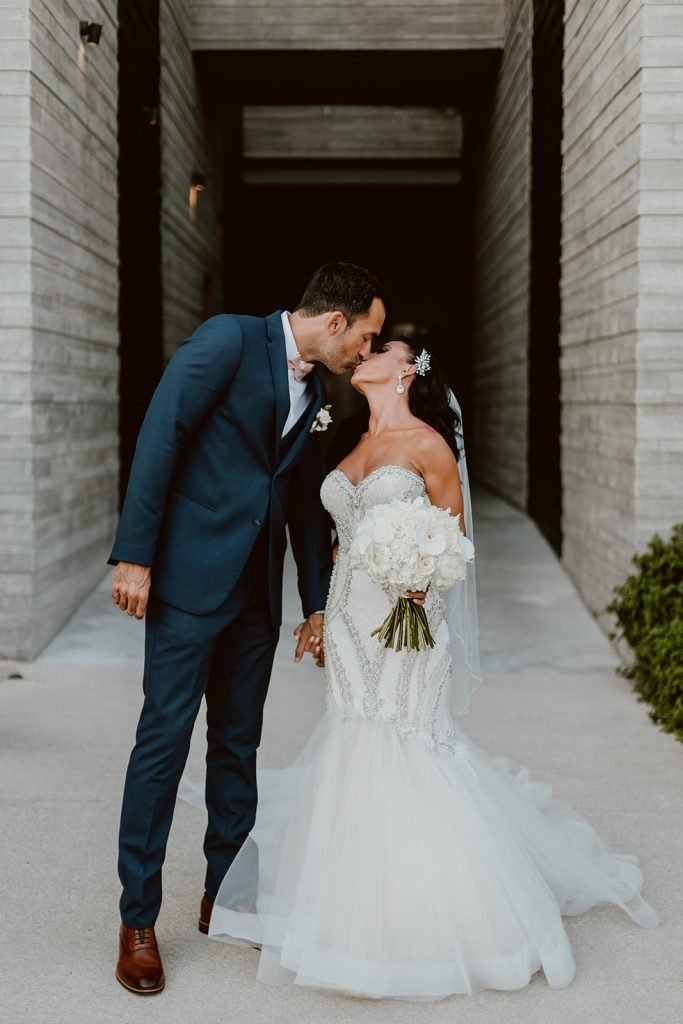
[397,338,463,462]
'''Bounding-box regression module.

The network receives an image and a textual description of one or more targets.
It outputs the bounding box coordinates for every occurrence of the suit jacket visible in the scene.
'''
[108,311,333,624]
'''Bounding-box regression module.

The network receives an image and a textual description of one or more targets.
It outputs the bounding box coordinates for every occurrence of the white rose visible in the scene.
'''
[416,553,436,576]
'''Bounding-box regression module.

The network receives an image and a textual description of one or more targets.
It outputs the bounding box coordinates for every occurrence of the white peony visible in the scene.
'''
[371,518,395,545]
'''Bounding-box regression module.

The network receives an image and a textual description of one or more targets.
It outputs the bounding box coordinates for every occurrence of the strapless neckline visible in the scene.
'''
[329,465,424,492]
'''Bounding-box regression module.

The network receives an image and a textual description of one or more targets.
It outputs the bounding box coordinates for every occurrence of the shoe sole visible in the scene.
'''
[115,969,165,995]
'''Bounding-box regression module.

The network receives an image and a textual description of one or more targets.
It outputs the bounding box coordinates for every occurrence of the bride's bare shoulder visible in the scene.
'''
[412,424,456,461]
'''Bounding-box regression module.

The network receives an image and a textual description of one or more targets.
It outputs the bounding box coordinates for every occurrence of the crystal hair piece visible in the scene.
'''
[414,349,431,376]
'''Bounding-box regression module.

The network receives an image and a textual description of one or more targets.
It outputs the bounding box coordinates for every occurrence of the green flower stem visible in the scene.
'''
[371,596,436,652]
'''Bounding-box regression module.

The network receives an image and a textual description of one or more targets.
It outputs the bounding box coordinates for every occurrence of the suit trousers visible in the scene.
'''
[118,529,279,927]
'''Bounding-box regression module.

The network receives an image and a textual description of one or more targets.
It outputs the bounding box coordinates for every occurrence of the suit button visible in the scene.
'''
[252,517,263,527]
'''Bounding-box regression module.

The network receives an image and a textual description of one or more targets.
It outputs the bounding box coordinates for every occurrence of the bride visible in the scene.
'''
[196,338,658,998]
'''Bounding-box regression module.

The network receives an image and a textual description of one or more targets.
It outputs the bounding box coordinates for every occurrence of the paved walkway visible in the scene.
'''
[1,491,680,1024]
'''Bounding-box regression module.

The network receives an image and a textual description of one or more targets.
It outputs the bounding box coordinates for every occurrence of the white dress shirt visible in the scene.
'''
[281,310,312,437]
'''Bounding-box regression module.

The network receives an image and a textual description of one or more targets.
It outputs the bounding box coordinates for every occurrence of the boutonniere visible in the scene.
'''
[310,404,333,433]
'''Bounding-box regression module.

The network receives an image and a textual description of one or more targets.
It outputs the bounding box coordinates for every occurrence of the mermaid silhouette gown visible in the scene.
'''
[189,465,657,998]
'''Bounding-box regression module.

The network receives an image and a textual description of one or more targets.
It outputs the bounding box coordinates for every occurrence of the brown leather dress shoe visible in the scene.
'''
[198,894,213,935]
[116,924,165,995]
[200,894,262,950]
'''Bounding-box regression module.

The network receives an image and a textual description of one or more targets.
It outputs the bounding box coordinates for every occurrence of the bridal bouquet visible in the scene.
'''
[349,496,474,652]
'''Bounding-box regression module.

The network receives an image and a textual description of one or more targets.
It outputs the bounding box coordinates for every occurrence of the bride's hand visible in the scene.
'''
[294,613,325,666]
[404,588,428,607]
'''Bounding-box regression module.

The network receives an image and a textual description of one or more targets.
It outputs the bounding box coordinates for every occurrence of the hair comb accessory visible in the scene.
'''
[414,349,431,376]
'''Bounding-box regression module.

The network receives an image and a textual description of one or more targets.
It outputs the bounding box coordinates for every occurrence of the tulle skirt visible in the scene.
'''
[180,710,658,999]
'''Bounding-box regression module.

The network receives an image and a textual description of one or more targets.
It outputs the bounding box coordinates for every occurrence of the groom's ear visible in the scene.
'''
[326,311,346,336]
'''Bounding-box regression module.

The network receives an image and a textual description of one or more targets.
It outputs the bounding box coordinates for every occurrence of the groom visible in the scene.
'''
[109,262,386,994]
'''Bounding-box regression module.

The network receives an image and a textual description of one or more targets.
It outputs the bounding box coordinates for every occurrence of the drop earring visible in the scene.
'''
[396,373,405,395]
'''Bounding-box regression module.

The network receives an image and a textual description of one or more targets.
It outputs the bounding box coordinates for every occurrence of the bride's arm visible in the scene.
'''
[417,433,466,534]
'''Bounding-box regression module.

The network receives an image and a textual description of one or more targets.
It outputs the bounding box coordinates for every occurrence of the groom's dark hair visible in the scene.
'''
[294,262,386,324]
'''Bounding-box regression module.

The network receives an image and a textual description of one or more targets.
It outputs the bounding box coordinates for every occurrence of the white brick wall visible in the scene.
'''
[471,0,533,508]
[0,1,119,658]
[160,0,223,360]
[561,0,683,616]
[560,0,644,613]
[635,1,683,551]
[190,0,506,50]
[0,1,32,657]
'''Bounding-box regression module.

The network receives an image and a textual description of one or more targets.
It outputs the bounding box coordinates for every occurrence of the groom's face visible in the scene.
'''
[325,296,386,374]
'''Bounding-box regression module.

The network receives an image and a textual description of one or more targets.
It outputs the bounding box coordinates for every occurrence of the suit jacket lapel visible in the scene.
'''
[276,371,326,476]
[265,310,291,454]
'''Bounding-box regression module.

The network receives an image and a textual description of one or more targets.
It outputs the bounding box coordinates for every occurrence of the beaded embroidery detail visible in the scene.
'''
[320,465,475,773]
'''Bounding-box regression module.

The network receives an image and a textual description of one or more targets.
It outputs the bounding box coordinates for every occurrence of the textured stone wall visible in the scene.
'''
[634,1,683,554]
[560,0,683,616]
[561,0,644,613]
[0,1,119,659]
[160,0,223,360]
[190,0,506,50]
[243,105,463,161]
[0,1,33,657]
[471,0,533,508]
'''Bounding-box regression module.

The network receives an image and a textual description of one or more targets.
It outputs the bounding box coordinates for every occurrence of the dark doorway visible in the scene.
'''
[200,48,502,444]
[117,0,163,505]
[528,0,564,553]
[225,182,467,399]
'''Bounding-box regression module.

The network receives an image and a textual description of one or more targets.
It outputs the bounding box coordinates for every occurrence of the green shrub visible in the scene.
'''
[604,523,683,742]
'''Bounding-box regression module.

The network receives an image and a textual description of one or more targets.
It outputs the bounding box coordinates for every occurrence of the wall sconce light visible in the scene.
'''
[189,174,206,220]
[80,21,103,46]
[143,105,160,127]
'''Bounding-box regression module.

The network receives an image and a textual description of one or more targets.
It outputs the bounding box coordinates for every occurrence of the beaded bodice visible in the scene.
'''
[321,465,426,550]
[320,465,472,767]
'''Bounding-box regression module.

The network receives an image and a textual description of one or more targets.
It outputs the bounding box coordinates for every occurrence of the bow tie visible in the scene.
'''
[288,353,315,381]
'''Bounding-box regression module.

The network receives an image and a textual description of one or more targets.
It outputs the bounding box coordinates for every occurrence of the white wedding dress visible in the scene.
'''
[199,465,658,999]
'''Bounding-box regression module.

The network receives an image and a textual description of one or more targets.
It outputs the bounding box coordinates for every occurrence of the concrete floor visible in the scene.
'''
[0,491,681,1024]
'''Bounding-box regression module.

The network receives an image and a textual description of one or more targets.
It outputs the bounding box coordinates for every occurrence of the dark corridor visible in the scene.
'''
[528,0,564,553]
[223,182,468,400]
[202,48,502,449]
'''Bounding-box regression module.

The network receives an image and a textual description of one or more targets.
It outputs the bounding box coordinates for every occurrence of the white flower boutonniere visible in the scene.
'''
[310,404,333,433]
[310,404,332,433]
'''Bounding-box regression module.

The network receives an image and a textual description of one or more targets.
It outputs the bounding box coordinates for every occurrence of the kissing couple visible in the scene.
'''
[110,262,656,1000]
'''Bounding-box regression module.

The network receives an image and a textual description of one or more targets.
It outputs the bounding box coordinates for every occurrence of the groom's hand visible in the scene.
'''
[294,613,325,667]
[112,562,152,619]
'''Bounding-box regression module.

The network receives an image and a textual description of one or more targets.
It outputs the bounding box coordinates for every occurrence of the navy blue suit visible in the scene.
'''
[110,311,333,926]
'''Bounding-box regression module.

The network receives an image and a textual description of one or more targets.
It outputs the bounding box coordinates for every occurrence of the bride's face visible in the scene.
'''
[351,340,416,392]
